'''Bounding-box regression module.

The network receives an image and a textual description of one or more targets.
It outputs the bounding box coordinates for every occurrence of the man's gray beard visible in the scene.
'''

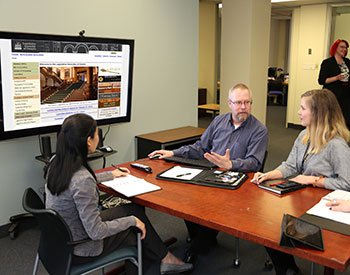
[237,113,248,122]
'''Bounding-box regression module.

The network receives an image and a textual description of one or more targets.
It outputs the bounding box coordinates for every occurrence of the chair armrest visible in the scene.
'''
[67,227,141,247]
[131,226,143,243]
[131,226,142,234]
[131,226,142,275]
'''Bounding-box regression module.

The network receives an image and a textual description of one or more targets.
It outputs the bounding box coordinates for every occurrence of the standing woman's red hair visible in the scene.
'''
[329,39,349,56]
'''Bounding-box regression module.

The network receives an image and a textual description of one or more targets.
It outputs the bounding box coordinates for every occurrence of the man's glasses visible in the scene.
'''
[229,99,252,106]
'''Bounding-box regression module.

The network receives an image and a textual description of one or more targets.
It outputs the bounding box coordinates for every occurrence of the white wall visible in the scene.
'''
[0,0,198,226]
[287,4,331,125]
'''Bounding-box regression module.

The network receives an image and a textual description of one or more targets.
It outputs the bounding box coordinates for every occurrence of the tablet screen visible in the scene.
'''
[285,214,324,251]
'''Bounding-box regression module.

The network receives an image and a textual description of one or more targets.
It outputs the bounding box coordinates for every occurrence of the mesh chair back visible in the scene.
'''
[23,188,73,275]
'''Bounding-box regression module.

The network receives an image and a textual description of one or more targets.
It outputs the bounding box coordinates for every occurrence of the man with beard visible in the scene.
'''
[148,83,268,265]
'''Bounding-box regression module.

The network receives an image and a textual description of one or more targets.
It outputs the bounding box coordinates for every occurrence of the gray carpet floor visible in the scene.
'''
[1,106,350,275]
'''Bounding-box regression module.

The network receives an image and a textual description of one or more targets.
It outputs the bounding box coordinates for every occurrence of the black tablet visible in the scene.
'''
[284,214,324,251]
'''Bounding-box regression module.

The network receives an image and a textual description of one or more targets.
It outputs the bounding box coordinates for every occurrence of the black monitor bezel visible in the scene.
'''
[0,31,134,140]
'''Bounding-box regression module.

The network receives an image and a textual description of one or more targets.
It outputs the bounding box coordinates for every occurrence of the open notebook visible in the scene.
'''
[306,190,350,225]
[103,174,161,197]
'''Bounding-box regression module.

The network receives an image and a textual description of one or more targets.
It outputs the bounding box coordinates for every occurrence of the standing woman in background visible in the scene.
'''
[318,39,350,128]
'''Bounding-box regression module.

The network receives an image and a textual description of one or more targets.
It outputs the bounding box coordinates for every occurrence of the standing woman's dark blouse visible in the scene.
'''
[318,39,350,128]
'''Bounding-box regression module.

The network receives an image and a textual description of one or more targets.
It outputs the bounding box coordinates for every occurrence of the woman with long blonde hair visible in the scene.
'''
[254,88,350,190]
[253,89,350,275]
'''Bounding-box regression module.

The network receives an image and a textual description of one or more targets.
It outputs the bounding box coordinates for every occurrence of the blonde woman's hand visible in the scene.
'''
[251,172,268,184]
[252,170,283,184]
[289,175,322,186]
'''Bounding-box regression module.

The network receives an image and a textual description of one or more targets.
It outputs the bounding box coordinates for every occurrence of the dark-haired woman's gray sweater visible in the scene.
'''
[45,167,136,257]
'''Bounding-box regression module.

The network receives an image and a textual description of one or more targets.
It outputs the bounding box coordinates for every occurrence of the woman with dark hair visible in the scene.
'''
[45,113,193,275]
[253,89,350,275]
[318,39,350,128]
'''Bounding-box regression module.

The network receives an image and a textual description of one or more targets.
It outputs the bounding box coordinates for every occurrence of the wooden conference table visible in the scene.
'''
[198,103,220,117]
[97,159,350,274]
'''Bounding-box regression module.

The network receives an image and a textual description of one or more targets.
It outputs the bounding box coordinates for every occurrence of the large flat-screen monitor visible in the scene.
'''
[0,31,134,140]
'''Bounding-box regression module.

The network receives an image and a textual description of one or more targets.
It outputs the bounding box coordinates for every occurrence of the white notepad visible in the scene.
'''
[103,174,161,197]
[306,190,350,225]
[158,166,203,180]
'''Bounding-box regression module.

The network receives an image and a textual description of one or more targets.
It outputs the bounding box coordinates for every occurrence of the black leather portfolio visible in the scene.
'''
[156,166,248,190]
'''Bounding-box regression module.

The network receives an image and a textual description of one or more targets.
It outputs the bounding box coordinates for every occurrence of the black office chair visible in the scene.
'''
[267,79,285,105]
[268,67,277,79]
[22,188,142,275]
[233,151,272,270]
[8,209,36,239]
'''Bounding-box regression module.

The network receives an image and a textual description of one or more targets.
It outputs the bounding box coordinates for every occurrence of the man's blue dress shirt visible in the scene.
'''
[172,113,268,172]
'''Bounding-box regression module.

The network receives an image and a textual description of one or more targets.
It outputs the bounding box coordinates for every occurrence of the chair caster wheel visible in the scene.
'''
[8,222,19,240]
[233,258,241,267]
[264,260,273,270]
[9,230,17,240]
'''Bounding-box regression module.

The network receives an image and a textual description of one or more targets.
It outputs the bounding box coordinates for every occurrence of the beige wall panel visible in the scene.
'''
[199,1,217,104]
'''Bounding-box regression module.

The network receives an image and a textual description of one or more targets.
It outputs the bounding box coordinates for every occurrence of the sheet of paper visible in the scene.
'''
[103,174,161,197]
[307,198,350,225]
[159,166,203,180]
[323,190,350,201]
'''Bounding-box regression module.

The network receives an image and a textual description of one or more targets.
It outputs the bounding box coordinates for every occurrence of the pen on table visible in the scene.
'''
[112,164,128,173]
[269,181,286,187]
[176,173,192,177]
